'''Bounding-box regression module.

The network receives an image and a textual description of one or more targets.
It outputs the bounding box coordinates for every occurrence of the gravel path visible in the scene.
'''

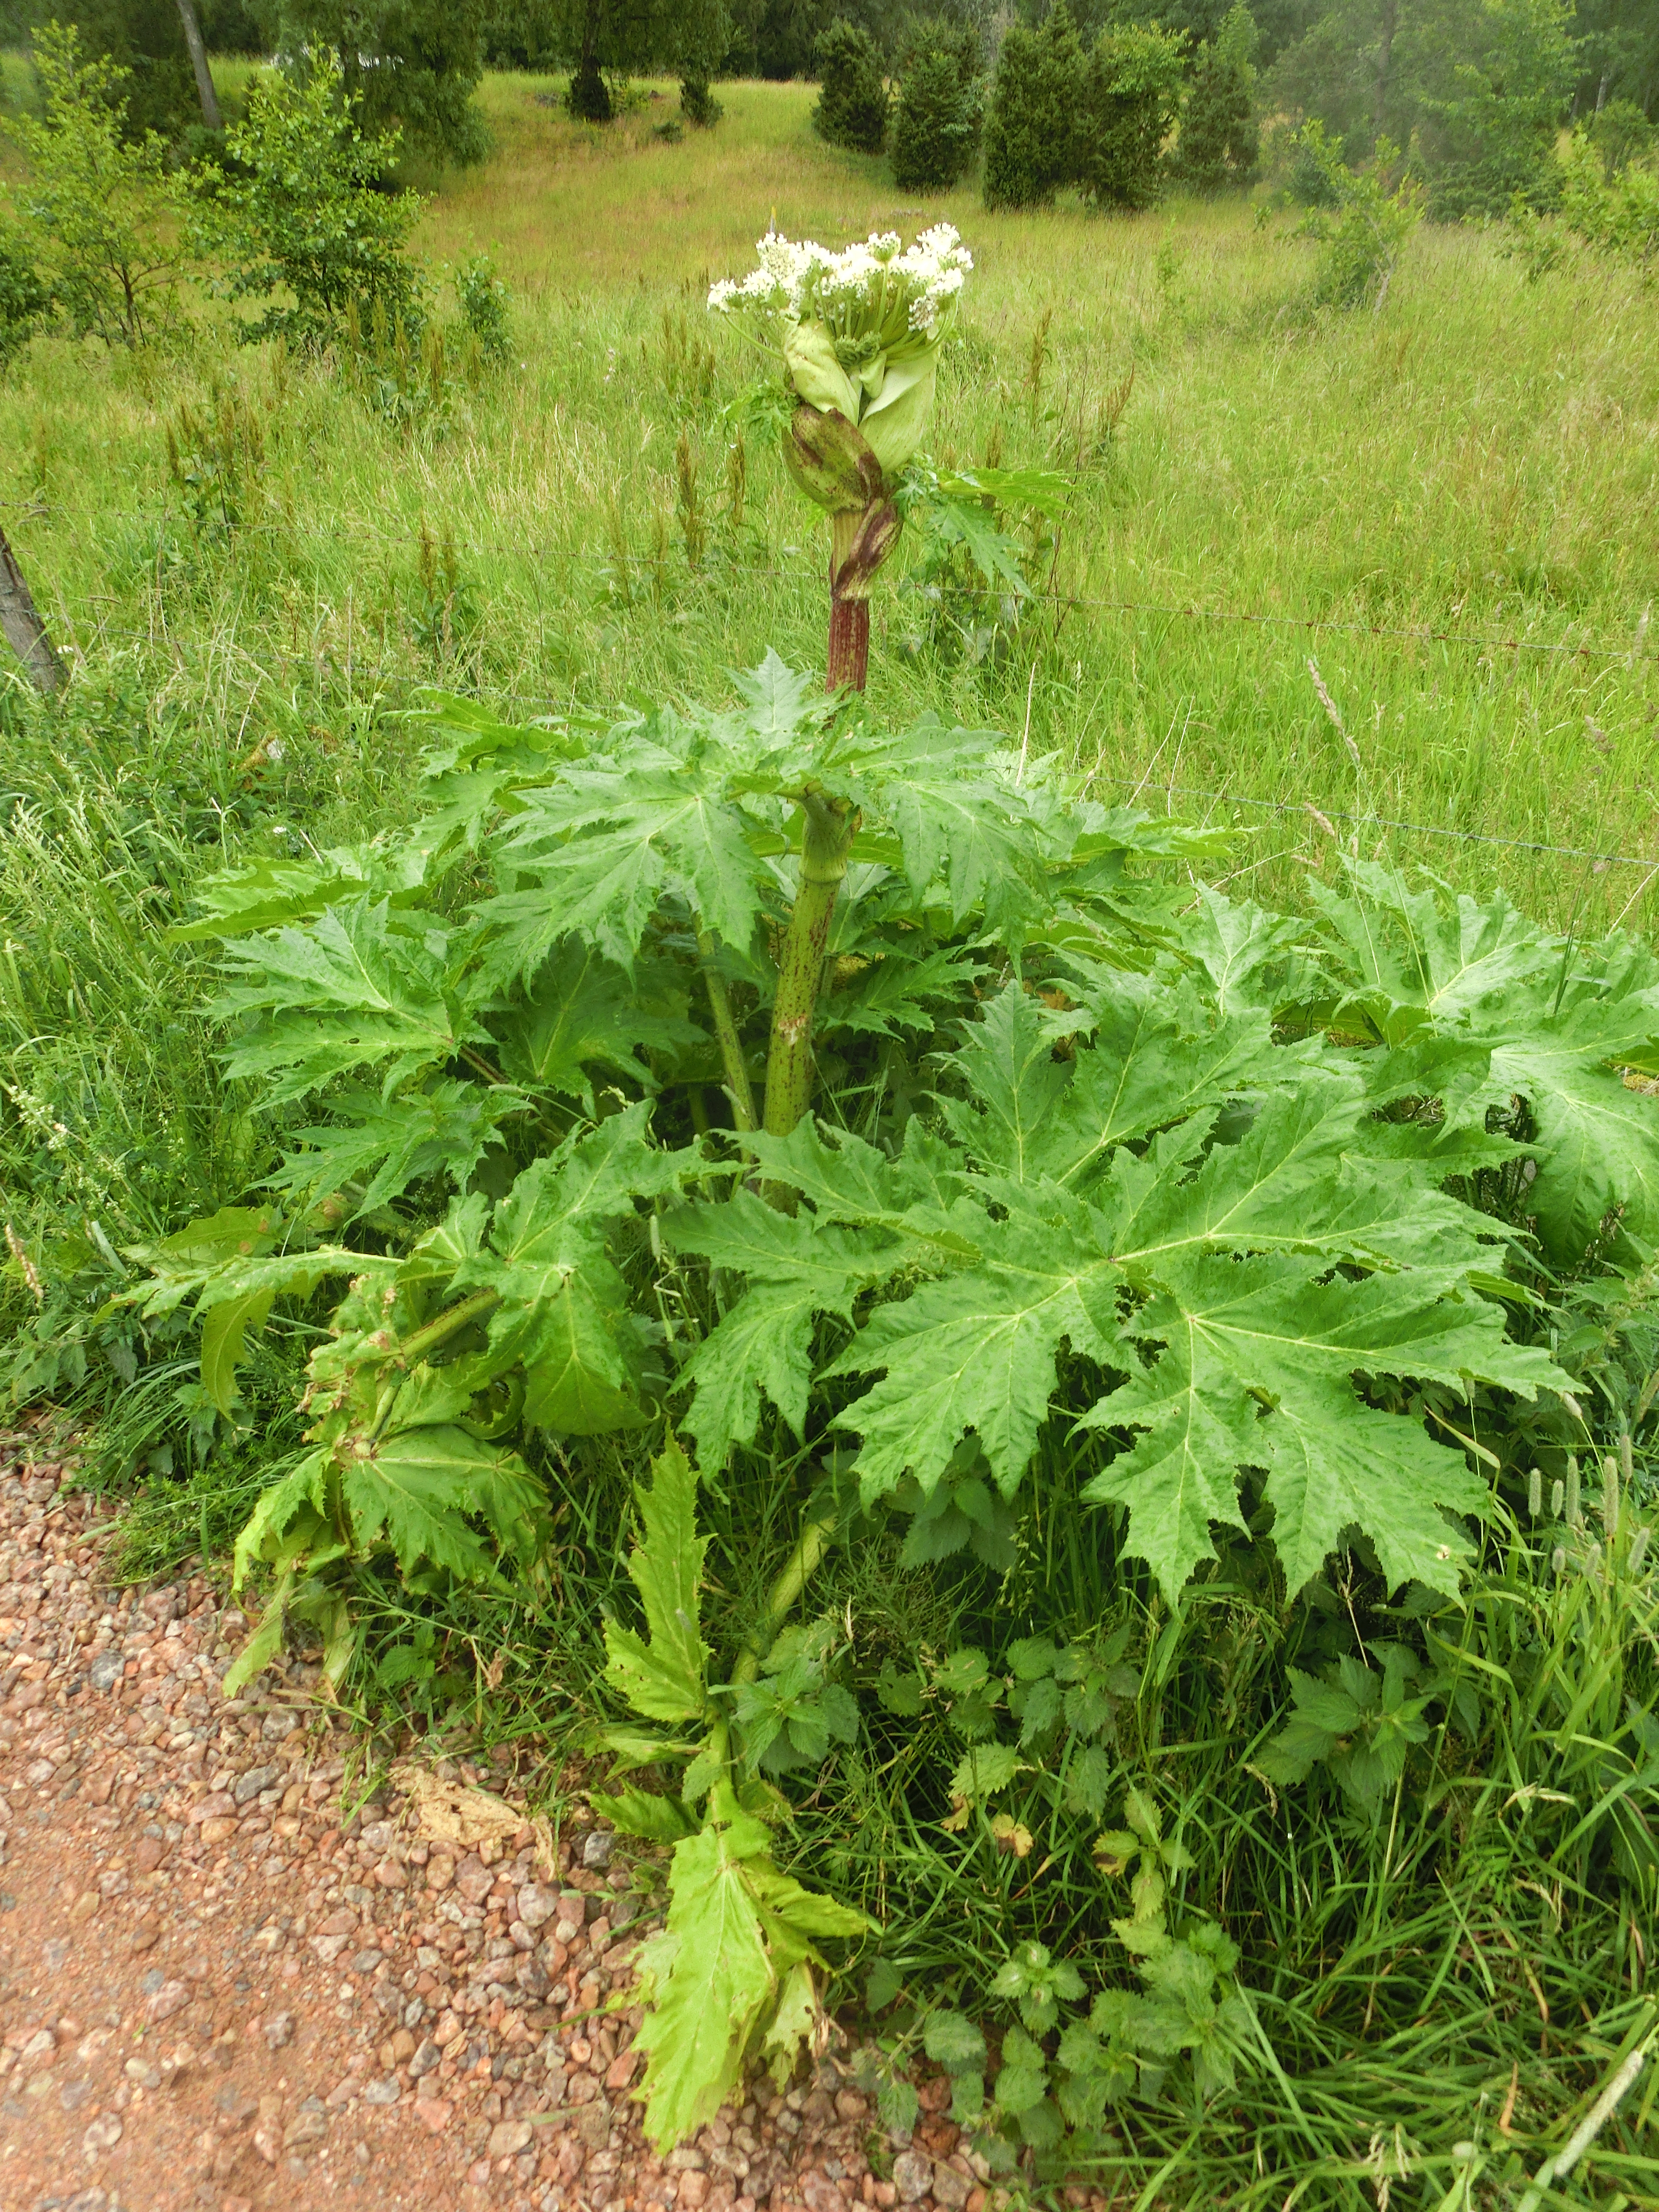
[0,1429,1001,2212]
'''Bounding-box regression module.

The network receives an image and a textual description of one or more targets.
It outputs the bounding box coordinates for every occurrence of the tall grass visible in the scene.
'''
[0,71,1653,928]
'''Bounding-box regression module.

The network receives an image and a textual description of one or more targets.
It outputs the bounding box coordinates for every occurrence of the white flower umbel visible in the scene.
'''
[709,224,973,479]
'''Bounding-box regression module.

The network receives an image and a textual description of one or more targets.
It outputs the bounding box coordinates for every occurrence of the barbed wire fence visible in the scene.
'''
[4,505,1656,883]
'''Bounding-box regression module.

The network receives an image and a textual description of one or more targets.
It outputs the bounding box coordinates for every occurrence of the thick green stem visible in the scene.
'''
[400,1286,501,1365]
[762,790,856,1146]
[697,928,757,1132]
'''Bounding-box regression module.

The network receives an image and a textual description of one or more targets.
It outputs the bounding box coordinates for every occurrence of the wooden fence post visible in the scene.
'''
[0,524,69,697]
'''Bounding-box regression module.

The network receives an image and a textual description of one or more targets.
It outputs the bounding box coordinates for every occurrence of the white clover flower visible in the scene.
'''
[708,224,974,481]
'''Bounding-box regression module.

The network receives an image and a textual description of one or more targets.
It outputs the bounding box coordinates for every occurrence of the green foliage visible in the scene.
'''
[2,22,191,347]
[0,222,53,373]
[813,18,890,152]
[1294,122,1421,306]
[680,73,724,126]
[260,0,491,165]
[981,1,1082,208]
[1586,96,1655,180]
[454,250,511,363]
[982,7,1181,210]
[890,18,982,191]
[194,50,426,348]
[30,0,200,141]
[1553,123,1659,262]
[1171,1,1259,192]
[598,1439,867,2142]
[894,458,1068,668]
[1270,0,1580,224]
[1423,0,1575,220]
[1074,20,1185,208]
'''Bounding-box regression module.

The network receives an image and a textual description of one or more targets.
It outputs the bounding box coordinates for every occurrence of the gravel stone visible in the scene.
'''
[893,2150,935,2203]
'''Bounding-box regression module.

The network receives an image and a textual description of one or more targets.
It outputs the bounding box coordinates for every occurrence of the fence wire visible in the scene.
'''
[8,505,1656,667]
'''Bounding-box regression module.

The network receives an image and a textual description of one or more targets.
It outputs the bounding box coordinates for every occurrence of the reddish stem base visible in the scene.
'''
[827,597,870,695]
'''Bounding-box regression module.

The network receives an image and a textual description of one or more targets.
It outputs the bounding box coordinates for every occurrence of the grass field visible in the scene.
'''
[1,68,1656,928]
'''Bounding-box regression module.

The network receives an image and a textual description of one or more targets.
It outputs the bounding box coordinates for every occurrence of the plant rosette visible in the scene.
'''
[710,226,973,683]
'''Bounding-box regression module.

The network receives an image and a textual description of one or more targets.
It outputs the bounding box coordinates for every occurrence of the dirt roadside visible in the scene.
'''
[0,1430,1004,2212]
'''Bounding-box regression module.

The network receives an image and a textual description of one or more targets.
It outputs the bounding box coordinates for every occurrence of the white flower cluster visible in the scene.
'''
[709,224,973,341]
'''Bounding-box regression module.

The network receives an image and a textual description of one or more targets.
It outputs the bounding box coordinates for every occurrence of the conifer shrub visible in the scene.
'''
[891,18,982,191]
[813,20,890,155]
[1075,20,1185,210]
[982,3,1082,209]
[1172,2,1259,194]
[681,73,724,127]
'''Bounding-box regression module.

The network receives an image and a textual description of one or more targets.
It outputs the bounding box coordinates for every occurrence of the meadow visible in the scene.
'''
[1,69,1657,925]
[4,62,1659,2212]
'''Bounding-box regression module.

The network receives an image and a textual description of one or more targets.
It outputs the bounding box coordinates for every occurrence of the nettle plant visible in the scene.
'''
[126,233,1659,2150]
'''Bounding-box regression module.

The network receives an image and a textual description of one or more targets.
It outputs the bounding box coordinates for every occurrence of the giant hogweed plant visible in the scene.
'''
[120,228,1659,2145]
[123,654,1659,2138]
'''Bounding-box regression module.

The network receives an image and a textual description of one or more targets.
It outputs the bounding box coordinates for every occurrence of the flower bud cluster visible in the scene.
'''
[709,224,973,343]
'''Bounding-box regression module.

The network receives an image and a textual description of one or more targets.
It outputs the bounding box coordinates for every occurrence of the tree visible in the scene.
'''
[982,0,1083,206]
[1172,0,1259,189]
[1075,20,1184,206]
[20,0,199,138]
[174,0,222,126]
[1421,0,1575,214]
[891,19,983,189]
[4,23,191,346]
[813,18,890,151]
[257,0,490,164]
[195,49,425,344]
[673,0,732,128]
[1571,0,1659,121]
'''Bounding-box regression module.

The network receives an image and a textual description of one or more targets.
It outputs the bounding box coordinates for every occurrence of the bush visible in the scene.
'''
[196,52,427,349]
[680,73,724,126]
[1295,125,1421,308]
[1075,20,1184,209]
[981,2,1082,209]
[2,23,191,348]
[456,250,511,361]
[1172,1,1259,194]
[813,18,889,154]
[0,227,53,375]
[1587,97,1655,182]
[1557,127,1659,263]
[891,19,981,191]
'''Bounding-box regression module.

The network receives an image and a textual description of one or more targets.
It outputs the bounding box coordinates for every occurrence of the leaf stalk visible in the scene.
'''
[697,928,757,1132]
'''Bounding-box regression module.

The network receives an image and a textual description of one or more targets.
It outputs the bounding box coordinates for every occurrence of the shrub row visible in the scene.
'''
[814,3,1260,208]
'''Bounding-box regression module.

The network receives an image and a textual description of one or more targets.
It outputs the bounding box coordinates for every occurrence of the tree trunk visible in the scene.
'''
[0,525,68,696]
[175,0,222,129]
[1371,0,1398,137]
